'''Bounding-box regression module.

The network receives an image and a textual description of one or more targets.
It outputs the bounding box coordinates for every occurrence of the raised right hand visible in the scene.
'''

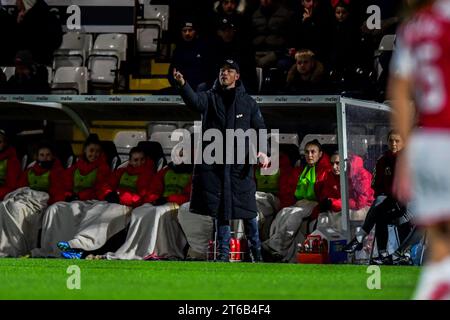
[173,68,185,87]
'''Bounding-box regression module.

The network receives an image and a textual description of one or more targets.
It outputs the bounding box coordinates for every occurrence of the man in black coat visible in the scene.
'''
[0,5,17,66]
[173,59,270,262]
[15,0,63,66]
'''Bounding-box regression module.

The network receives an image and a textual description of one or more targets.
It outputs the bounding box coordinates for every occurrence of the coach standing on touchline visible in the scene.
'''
[173,59,269,262]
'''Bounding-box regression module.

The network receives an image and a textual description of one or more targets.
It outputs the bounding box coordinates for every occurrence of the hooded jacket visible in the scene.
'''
[16,0,63,66]
[318,155,374,212]
[0,146,21,200]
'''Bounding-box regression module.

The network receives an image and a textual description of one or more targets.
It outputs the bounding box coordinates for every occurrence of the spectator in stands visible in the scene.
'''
[167,0,214,42]
[344,130,413,265]
[262,139,331,262]
[31,134,111,258]
[15,0,62,66]
[104,156,193,261]
[0,129,21,201]
[290,0,333,63]
[327,0,362,79]
[6,50,50,94]
[57,146,155,259]
[168,19,214,91]
[315,152,374,232]
[0,4,17,66]
[285,49,327,94]
[210,0,250,42]
[211,18,258,93]
[0,141,64,257]
[251,0,295,69]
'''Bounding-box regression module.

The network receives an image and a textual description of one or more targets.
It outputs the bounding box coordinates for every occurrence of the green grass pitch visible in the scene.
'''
[0,259,420,300]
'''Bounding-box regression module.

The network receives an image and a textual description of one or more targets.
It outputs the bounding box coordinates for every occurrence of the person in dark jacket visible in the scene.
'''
[344,130,413,265]
[0,4,17,66]
[211,18,258,93]
[173,59,270,262]
[15,0,63,66]
[168,19,214,92]
[6,50,50,94]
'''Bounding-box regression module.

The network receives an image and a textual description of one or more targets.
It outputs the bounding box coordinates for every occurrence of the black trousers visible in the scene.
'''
[362,196,412,252]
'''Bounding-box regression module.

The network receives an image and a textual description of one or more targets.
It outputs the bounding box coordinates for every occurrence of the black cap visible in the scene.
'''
[180,18,197,30]
[221,59,240,73]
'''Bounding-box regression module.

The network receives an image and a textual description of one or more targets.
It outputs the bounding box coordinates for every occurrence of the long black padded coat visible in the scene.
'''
[179,79,266,220]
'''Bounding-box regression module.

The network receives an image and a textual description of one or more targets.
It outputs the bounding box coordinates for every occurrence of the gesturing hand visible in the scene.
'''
[173,68,186,87]
[257,152,270,169]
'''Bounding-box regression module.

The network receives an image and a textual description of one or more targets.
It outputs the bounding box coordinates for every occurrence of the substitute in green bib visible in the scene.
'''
[1,141,64,257]
[262,139,331,262]
[32,135,111,258]
[56,146,156,259]
[103,158,193,261]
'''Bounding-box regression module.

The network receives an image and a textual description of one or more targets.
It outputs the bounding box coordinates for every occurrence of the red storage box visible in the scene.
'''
[297,252,329,264]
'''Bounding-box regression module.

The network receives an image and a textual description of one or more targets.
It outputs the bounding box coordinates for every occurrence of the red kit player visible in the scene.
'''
[389,0,450,300]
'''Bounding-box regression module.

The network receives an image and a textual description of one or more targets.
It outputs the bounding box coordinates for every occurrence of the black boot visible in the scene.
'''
[343,238,363,253]
[250,247,263,263]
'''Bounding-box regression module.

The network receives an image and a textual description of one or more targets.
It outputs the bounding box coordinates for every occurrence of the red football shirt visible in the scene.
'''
[392,1,450,129]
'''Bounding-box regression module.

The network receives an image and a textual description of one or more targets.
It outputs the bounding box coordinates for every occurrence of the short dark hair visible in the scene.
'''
[83,133,101,149]
[129,146,145,159]
[35,140,54,155]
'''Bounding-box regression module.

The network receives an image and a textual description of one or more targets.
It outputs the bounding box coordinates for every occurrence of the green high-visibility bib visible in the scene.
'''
[73,168,97,193]
[28,170,50,192]
[0,159,7,186]
[119,172,139,193]
[294,165,316,201]
[163,169,191,197]
[255,168,280,194]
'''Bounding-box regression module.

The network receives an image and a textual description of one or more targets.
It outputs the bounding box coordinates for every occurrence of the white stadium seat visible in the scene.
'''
[143,3,169,30]
[114,131,147,159]
[51,66,88,94]
[374,34,396,80]
[378,34,396,51]
[148,123,177,135]
[53,32,93,70]
[150,131,179,161]
[87,33,127,86]
[1,66,15,81]
[136,23,160,54]
[92,33,127,62]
